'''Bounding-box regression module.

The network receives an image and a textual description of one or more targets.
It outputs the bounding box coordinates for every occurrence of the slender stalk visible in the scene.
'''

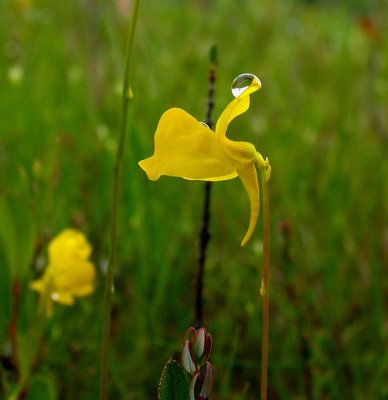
[260,167,270,400]
[9,280,21,373]
[99,2,140,399]
[195,46,217,328]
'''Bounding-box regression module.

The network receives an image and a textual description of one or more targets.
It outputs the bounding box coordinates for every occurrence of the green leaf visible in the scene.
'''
[158,358,190,400]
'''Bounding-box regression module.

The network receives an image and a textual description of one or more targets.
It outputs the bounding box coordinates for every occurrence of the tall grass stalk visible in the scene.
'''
[99,2,141,399]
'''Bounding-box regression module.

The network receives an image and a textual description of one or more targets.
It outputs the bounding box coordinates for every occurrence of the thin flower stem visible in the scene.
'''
[260,167,270,400]
[9,280,21,374]
[99,2,140,399]
[195,46,217,328]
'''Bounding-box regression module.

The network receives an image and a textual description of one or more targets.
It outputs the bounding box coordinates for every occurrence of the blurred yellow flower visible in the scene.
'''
[139,74,269,245]
[30,229,96,315]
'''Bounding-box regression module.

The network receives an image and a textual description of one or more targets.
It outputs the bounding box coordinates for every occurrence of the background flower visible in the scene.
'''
[30,229,95,315]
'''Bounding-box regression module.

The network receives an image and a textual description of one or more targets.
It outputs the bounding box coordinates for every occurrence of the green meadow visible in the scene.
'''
[0,0,386,398]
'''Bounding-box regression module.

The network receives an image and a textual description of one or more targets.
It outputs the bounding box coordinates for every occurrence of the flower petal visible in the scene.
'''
[70,283,94,297]
[215,75,261,140]
[52,260,95,292]
[48,229,92,269]
[30,279,44,293]
[51,291,74,305]
[237,162,260,246]
[139,108,239,181]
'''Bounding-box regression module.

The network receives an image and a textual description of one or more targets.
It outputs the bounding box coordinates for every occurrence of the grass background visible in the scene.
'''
[0,0,387,398]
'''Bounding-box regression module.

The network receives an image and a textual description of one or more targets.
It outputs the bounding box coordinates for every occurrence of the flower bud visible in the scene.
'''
[184,327,197,343]
[189,372,200,400]
[199,362,214,399]
[192,328,212,366]
[189,362,214,400]
[181,339,197,374]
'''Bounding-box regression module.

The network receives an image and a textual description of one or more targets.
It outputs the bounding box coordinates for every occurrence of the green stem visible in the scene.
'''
[99,2,140,399]
[260,166,270,400]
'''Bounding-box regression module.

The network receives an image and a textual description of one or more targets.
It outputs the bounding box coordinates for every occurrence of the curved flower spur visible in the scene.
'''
[139,73,270,245]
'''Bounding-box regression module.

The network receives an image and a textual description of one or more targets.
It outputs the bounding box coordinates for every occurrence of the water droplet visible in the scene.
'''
[201,122,210,129]
[231,73,260,97]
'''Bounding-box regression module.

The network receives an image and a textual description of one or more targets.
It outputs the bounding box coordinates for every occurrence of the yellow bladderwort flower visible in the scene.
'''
[30,229,96,315]
[139,73,270,246]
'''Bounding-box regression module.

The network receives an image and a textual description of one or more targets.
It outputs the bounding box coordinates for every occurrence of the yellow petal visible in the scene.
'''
[51,291,74,305]
[237,162,260,246]
[216,75,261,140]
[30,279,44,293]
[139,108,240,181]
[70,283,94,297]
[48,229,92,269]
[53,260,95,292]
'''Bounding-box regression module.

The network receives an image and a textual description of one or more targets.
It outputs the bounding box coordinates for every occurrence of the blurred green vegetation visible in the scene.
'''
[0,0,387,399]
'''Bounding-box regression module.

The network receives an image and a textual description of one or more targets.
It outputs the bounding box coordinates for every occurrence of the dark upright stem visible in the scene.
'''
[195,46,217,328]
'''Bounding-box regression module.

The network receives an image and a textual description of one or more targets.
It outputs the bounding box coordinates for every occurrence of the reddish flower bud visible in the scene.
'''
[199,362,214,399]
[184,327,197,343]
[189,362,214,400]
[189,372,200,400]
[193,328,212,366]
[181,339,197,374]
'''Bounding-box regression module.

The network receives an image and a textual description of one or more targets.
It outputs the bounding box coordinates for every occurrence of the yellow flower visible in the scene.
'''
[30,229,96,315]
[139,74,270,246]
